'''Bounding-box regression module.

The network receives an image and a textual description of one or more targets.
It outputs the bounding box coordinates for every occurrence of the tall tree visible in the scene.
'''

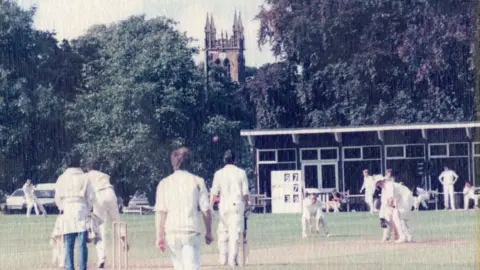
[256,0,476,127]
[70,16,254,200]
[0,1,73,190]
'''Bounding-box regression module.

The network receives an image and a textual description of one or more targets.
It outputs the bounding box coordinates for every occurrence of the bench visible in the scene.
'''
[248,193,268,214]
[122,205,154,215]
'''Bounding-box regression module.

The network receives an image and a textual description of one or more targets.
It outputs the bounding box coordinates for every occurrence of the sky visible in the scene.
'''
[14,0,278,67]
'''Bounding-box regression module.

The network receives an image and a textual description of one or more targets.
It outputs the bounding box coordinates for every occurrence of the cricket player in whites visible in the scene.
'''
[360,169,377,214]
[413,187,430,211]
[438,166,459,210]
[210,150,249,267]
[23,179,47,217]
[463,182,479,210]
[376,176,414,243]
[86,160,127,269]
[302,192,330,238]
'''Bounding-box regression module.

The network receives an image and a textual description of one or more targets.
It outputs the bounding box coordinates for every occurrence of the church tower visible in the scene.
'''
[204,11,246,83]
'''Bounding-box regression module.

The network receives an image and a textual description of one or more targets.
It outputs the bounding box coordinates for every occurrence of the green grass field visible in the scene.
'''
[0,210,478,270]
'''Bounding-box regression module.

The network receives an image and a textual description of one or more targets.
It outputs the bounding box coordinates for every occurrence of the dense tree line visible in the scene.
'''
[0,0,477,200]
[0,2,253,201]
[248,0,476,128]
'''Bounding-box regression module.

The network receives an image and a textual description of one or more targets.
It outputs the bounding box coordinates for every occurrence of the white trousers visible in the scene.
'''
[217,202,244,266]
[443,185,455,209]
[464,194,479,209]
[365,192,374,213]
[166,233,201,270]
[382,197,413,241]
[92,188,121,264]
[26,198,46,217]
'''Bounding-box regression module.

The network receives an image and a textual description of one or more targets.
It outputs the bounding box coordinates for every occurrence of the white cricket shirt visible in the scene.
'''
[85,170,113,192]
[22,184,35,201]
[383,181,412,207]
[438,170,458,185]
[361,175,376,195]
[155,170,210,234]
[463,186,474,198]
[302,198,323,219]
[210,164,249,210]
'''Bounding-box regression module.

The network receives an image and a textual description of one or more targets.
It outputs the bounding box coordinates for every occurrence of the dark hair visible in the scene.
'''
[171,147,192,171]
[86,159,98,170]
[223,150,235,165]
[66,151,82,168]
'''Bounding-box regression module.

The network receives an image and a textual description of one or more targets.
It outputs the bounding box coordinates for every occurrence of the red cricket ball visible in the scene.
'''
[213,136,219,142]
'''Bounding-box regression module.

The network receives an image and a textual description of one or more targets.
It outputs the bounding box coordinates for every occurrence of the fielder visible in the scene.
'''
[302,193,330,238]
[22,179,47,217]
[413,187,430,211]
[438,166,458,210]
[86,160,127,269]
[155,147,213,270]
[463,182,479,210]
[210,150,249,267]
[360,169,377,214]
[376,176,414,243]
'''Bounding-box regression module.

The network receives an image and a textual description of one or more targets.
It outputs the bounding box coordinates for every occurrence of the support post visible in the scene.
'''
[334,132,343,192]
[378,131,386,174]
[466,128,474,185]
[292,134,300,170]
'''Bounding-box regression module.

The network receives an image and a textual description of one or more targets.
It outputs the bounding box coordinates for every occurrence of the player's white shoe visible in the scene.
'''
[406,235,413,242]
[394,238,406,244]
[326,233,330,238]
[302,234,307,239]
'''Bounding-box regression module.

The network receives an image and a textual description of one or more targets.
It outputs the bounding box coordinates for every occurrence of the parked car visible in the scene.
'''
[6,183,58,214]
[5,189,26,214]
[127,190,150,208]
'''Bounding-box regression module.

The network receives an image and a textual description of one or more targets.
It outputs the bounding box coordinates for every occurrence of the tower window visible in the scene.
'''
[224,59,231,78]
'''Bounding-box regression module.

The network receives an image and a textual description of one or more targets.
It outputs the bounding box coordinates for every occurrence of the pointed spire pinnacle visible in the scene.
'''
[233,10,238,30]
[210,13,216,31]
[205,13,210,31]
[238,11,243,29]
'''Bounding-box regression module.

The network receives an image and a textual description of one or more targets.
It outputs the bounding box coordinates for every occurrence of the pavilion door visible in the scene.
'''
[302,162,338,192]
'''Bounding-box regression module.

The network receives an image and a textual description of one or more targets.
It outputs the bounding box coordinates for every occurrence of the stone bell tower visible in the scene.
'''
[204,11,246,83]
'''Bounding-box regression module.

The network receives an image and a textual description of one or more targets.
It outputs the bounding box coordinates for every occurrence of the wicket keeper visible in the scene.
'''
[301,192,330,239]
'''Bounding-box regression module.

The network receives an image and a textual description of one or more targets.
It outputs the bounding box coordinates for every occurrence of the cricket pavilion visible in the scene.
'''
[240,121,480,211]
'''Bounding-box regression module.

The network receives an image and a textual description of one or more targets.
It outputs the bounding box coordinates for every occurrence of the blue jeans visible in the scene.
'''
[64,231,88,270]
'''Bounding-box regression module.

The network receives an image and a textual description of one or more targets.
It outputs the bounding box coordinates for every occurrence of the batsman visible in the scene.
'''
[210,150,249,267]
